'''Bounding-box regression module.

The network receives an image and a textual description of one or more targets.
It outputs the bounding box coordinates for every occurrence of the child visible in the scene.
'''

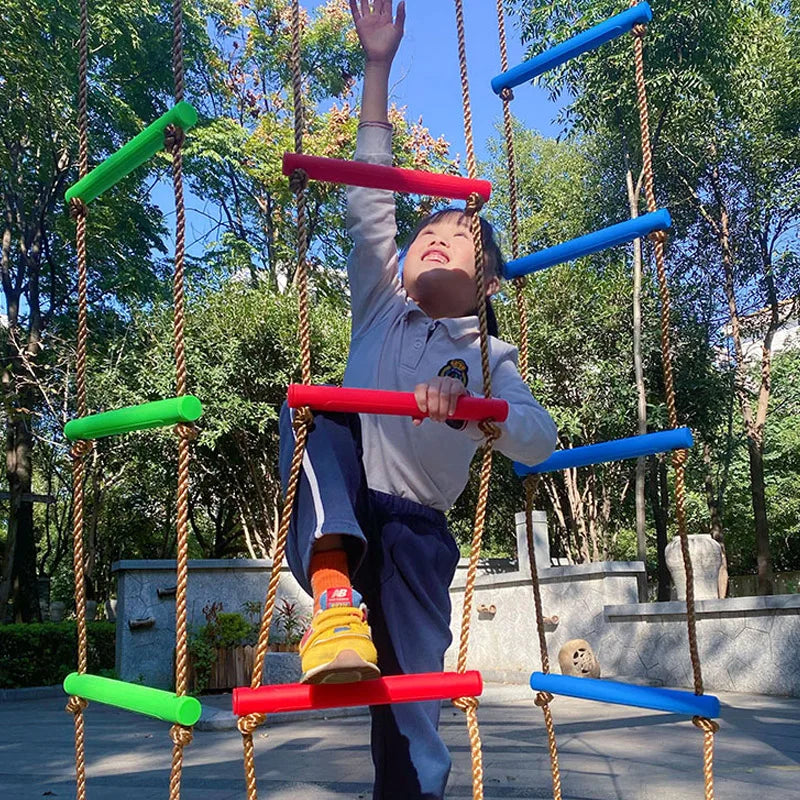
[278,2,557,798]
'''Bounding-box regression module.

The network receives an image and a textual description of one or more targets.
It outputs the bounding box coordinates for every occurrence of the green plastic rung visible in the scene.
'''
[65,102,198,204]
[64,396,203,441]
[63,672,202,726]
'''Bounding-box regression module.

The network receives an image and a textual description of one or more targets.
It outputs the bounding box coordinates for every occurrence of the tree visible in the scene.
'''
[6,0,460,610]
[1,0,177,620]
[511,0,800,593]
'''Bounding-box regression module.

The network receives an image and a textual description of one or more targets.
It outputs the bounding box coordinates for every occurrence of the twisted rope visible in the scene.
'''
[167,0,193,794]
[525,476,563,799]
[494,0,529,382]
[630,17,702,696]
[693,716,721,800]
[631,17,716,798]
[67,0,91,794]
[451,3,498,796]
[496,1,561,789]
[239,3,314,796]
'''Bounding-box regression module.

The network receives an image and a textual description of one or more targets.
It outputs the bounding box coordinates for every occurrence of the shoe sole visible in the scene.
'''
[301,649,382,685]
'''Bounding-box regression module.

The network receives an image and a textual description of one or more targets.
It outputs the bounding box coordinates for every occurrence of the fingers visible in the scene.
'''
[414,382,429,418]
[413,379,466,423]
[352,0,400,22]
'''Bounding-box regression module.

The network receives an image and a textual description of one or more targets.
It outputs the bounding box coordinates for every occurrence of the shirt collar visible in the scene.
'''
[403,298,481,339]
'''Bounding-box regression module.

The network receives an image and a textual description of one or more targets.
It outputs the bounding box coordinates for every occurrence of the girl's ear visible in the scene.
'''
[485,275,501,297]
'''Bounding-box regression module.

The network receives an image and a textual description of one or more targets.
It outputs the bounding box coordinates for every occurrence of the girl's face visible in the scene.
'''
[403,214,499,319]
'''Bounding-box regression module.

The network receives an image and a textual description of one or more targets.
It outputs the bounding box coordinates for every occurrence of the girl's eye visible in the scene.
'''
[455,232,468,238]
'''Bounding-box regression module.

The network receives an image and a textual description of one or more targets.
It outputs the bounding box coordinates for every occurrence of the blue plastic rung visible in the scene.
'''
[514,428,693,477]
[503,209,671,279]
[491,3,653,95]
[530,672,720,718]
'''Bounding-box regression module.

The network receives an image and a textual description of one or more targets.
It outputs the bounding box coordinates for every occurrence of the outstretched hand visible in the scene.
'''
[350,0,406,64]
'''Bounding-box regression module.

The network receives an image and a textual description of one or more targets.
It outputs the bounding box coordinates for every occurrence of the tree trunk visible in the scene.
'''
[626,160,648,601]
[711,165,774,595]
[747,437,774,594]
[702,441,729,597]
[2,406,41,622]
[649,455,671,601]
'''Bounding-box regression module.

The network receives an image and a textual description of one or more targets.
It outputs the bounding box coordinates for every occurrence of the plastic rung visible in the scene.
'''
[63,672,202,725]
[64,395,203,441]
[65,102,199,204]
[504,208,671,278]
[491,3,653,94]
[514,428,693,477]
[530,672,720,718]
[233,670,483,716]
[282,153,492,202]
[288,384,508,422]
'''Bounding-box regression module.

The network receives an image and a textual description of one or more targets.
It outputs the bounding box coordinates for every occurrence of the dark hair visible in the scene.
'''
[400,207,504,337]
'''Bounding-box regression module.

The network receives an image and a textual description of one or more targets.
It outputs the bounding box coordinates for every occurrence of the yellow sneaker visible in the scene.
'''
[299,588,380,684]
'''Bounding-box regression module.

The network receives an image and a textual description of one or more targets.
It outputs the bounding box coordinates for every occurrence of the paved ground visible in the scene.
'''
[1,683,798,799]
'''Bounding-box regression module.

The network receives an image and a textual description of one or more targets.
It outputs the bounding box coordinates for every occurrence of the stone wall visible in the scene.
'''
[113,559,311,689]
[604,595,800,696]
[113,513,800,697]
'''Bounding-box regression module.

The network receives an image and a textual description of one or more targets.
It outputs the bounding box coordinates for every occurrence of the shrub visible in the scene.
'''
[188,602,258,693]
[0,621,116,689]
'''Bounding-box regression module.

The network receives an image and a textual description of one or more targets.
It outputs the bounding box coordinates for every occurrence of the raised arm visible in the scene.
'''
[350,0,406,125]
[347,1,407,338]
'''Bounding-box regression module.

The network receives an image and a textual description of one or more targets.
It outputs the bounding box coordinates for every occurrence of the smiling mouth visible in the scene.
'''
[422,249,449,264]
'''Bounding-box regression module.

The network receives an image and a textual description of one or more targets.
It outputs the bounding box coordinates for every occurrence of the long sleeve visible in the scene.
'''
[346,124,405,340]
[462,344,558,467]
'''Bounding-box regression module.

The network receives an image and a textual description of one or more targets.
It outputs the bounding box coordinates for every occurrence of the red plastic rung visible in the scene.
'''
[283,153,492,202]
[288,384,509,423]
[233,670,483,716]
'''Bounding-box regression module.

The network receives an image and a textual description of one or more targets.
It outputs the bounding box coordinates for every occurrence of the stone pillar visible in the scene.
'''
[665,534,723,600]
[515,509,550,576]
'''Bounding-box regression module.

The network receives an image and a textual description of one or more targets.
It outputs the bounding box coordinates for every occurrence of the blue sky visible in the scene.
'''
[322,0,564,159]
[165,1,566,257]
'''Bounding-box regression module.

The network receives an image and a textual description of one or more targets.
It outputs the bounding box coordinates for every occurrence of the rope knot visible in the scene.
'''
[65,695,89,714]
[175,422,199,442]
[237,712,267,736]
[292,405,314,432]
[479,419,501,442]
[169,723,194,747]
[70,440,94,460]
[648,229,668,244]
[451,695,480,713]
[465,192,485,216]
[631,23,648,39]
[534,690,554,708]
[692,716,720,734]
[69,198,88,220]
[500,87,515,102]
[164,124,186,155]
[289,168,309,195]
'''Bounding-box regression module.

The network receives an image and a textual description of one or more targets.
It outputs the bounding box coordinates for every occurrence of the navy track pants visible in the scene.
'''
[279,405,460,800]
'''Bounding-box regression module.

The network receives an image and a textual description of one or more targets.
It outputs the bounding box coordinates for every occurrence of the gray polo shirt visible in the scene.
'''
[343,124,557,511]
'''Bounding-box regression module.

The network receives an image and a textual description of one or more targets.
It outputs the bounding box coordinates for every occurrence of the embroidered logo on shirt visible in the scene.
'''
[438,358,469,388]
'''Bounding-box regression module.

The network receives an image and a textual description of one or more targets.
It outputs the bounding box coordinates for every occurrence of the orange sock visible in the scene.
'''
[310,548,351,613]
